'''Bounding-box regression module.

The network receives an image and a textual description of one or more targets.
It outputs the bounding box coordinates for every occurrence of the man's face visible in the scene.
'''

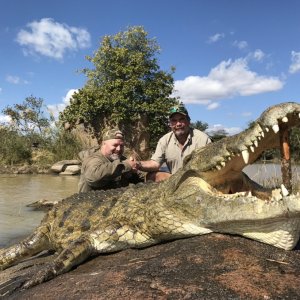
[101,139,125,161]
[169,113,190,137]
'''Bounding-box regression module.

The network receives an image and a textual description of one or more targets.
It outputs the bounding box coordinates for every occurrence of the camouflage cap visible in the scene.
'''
[102,128,124,141]
[169,102,189,118]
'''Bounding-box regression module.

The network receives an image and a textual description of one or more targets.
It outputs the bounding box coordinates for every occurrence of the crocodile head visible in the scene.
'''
[163,102,300,250]
[183,102,300,196]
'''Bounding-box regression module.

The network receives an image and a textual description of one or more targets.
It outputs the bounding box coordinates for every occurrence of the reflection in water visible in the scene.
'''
[0,174,79,248]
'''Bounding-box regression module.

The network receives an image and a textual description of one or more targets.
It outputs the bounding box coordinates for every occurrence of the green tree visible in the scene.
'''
[0,126,31,165]
[2,96,50,144]
[209,129,228,142]
[60,26,178,156]
[191,121,209,132]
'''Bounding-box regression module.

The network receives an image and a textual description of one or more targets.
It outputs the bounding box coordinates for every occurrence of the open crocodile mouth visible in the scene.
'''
[184,102,300,200]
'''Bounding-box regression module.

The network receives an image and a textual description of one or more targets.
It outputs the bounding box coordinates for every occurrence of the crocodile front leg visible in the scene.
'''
[0,225,51,270]
[22,236,94,289]
[22,225,156,289]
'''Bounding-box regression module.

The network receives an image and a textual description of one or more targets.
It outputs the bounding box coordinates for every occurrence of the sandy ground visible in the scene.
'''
[1,233,299,299]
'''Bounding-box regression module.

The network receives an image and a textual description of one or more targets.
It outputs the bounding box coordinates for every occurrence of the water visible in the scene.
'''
[0,164,299,248]
[0,174,79,248]
[244,163,300,185]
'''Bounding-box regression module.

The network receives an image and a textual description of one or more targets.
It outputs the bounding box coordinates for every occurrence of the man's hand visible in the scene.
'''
[127,157,140,172]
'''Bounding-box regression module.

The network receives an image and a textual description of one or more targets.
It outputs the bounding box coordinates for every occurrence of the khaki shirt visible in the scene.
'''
[151,128,211,174]
[78,151,141,193]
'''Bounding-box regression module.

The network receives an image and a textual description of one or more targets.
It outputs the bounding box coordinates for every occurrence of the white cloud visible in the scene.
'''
[47,89,78,119]
[16,18,91,60]
[233,40,248,50]
[0,114,11,124]
[6,75,20,84]
[289,51,300,74]
[207,33,225,43]
[173,58,284,105]
[207,102,219,110]
[207,124,241,136]
[6,75,29,85]
[252,49,265,61]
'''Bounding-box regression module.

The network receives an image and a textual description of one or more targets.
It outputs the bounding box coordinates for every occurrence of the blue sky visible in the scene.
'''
[0,0,299,135]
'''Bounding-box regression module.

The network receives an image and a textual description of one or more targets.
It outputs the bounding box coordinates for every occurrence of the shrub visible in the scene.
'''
[0,127,31,165]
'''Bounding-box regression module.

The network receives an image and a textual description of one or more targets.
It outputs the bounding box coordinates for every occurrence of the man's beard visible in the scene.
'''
[108,153,121,161]
[174,127,188,137]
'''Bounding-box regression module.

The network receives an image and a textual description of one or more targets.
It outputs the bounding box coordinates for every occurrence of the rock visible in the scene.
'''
[2,234,300,299]
[13,165,37,174]
[50,160,81,174]
[59,165,81,175]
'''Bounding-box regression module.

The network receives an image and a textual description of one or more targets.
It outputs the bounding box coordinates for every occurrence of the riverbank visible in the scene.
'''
[0,164,52,175]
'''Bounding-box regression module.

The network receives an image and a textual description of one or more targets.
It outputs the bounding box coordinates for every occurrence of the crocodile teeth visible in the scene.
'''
[254,140,258,147]
[250,146,255,152]
[265,127,269,132]
[271,189,283,201]
[281,184,289,196]
[216,165,222,170]
[221,161,226,167]
[261,131,264,137]
[257,125,263,133]
[272,124,279,133]
[282,117,288,123]
[242,150,249,164]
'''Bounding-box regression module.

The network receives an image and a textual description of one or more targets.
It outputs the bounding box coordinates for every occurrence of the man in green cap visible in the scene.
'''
[135,103,211,182]
[78,128,143,192]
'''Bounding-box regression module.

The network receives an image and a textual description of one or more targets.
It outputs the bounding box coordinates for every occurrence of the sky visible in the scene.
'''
[0,0,300,135]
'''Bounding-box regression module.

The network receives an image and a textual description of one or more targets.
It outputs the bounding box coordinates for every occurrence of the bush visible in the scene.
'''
[0,127,31,165]
[47,130,82,162]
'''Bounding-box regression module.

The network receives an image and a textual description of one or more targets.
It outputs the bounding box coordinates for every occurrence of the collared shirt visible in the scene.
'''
[151,128,211,174]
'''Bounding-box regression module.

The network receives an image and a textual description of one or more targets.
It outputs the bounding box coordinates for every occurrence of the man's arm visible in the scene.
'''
[83,156,133,184]
[135,160,161,172]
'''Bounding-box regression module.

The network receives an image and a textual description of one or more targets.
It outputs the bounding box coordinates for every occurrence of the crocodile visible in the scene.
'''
[1,102,300,291]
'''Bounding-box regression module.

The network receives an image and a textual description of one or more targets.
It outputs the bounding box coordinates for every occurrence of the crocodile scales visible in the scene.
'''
[1,102,300,291]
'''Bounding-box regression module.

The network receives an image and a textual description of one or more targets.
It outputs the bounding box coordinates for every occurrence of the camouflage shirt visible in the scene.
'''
[78,151,143,193]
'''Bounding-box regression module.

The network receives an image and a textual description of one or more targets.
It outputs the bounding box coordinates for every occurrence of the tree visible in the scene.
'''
[60,26,178,156]
[191,121,209,132]
[209,129,228,142]
[2,96,50,140]
[0,126,31,165]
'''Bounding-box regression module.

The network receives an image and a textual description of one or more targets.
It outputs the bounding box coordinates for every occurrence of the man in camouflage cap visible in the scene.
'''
[78,128,143,192]
[135,102,211,182]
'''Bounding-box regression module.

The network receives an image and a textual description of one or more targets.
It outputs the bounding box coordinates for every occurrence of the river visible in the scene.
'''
[0,164,299,248]
[0,174,79,248]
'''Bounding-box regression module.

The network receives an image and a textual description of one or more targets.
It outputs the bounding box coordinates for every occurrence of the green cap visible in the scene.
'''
[102,128,124,141]
[169,103,189,118]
